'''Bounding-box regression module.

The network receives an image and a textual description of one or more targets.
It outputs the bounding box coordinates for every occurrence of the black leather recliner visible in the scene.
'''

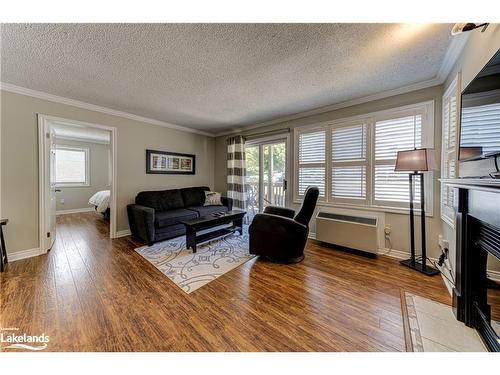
[249,186,319,263]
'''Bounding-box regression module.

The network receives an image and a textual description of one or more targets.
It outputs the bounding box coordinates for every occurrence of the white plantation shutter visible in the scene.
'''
[374,115,422,159]
[374,114,422,206]
[298,129,326,197]
[441,77,459,227]
[294,101,434,212]
[331,124,367,201]
[461,102,500,153]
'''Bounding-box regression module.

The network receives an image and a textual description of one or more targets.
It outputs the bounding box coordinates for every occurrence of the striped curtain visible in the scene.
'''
[227,135,247,210]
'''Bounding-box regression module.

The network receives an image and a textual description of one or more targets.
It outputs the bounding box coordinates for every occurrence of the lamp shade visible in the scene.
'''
[394,148,437,172]
[459,146,483,160]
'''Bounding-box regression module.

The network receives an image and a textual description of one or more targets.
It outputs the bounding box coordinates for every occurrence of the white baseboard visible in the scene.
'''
[377,248,409,259]
[8,248,43,262]
[115,229,131,238]
[436,263,454,296]
[308,232,316,240]
[56,207,95,215]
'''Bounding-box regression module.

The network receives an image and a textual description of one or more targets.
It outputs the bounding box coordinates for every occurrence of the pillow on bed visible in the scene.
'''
[203,191,223,206]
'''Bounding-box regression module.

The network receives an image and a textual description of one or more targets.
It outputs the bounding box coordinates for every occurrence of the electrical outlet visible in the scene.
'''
[384,224,391,236]
[60,198,65,204]
[438,234,449,251]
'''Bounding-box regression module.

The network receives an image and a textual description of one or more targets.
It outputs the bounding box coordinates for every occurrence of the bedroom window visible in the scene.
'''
[294,101,434,214]
[55,146,90,187]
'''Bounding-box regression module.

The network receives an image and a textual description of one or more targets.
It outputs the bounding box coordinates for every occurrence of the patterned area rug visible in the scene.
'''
[135,225,255,294]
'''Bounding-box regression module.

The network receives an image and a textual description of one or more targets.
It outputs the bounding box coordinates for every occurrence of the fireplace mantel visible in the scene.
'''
[441,178,500,191]
[441,178,500,352]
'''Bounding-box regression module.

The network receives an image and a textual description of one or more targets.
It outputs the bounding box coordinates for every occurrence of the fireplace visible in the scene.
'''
[449,181,500,352]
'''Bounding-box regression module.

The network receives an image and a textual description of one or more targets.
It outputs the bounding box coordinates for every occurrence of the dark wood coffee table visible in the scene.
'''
[180,210,246,253]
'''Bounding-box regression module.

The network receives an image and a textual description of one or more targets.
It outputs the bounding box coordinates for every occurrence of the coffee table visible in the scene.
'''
[180,210,246,253]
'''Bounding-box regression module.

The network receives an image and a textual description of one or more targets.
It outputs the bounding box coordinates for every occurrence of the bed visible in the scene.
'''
[89,190,111,220]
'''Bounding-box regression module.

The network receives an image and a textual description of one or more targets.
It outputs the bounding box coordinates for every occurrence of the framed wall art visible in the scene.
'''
[146,149,196,175]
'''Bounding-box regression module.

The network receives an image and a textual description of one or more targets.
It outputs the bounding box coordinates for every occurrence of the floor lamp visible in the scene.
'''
[395,148,439,276]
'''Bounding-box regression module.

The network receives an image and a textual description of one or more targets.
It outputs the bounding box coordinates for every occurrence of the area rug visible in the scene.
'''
[135,225,255,294]
[401,291,486,352]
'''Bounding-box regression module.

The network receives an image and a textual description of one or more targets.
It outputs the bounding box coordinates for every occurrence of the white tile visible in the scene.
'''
[416,312,487,352]
[492,320,500,337]
[412,295,456,321]
[421,338,456,352]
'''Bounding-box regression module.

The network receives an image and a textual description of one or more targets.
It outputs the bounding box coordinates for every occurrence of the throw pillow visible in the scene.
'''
[204,191,223,206]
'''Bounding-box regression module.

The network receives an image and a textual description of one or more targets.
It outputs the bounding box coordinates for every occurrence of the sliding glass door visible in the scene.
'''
[245,137,288,219]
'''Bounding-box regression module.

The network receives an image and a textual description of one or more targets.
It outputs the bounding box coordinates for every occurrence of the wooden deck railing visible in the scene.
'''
[246,180,285,214]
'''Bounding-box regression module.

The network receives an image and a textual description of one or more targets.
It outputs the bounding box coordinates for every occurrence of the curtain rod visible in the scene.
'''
[243,127,291,140]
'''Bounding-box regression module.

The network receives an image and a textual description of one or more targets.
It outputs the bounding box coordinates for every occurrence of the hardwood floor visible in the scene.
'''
[0,212,450,351]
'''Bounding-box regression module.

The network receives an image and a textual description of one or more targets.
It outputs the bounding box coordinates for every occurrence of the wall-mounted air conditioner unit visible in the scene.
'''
[316,212,378,254]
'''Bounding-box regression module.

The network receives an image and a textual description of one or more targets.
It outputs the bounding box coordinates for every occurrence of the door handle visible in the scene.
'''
[55,189,62,193]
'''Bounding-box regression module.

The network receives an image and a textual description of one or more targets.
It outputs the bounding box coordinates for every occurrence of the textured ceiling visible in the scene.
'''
[1,23,453,133]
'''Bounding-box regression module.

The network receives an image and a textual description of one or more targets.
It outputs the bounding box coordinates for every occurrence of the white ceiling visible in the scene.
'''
[1,23,454,133]
[52,122,110,143]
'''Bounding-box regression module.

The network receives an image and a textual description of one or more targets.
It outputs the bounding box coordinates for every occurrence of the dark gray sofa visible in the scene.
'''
[127,186,232,244]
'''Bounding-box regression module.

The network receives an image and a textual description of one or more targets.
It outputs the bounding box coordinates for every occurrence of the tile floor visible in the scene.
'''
[408,294,487,352]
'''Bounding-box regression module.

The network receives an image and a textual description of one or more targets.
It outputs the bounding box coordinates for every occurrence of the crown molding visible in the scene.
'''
[436,32,470,83]
[214,76,443,137]
[0,82,215,137]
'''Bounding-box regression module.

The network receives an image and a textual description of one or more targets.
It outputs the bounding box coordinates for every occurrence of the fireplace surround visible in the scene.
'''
[442,178,500,352]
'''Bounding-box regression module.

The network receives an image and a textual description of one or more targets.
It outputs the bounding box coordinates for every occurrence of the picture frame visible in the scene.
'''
[146,149,196,175]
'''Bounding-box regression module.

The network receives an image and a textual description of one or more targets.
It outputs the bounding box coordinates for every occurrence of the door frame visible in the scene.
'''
[245,133,290,211]
[38,114,118,254]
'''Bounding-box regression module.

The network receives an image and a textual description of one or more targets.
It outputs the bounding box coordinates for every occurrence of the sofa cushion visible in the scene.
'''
[204,191,223,206]
[136,189,184,211]
[162,189,185,209]
[154,208,198,228]
[187,205,228,217]
[180,186,210,207]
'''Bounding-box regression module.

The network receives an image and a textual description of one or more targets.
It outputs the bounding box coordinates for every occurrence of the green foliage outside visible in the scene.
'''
[246,143,285,181]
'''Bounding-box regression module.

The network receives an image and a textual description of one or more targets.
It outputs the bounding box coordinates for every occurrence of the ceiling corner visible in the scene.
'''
[436,32,471,84]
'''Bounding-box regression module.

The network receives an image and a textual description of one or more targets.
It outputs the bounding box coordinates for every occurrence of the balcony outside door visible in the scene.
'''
[245,136,288,220]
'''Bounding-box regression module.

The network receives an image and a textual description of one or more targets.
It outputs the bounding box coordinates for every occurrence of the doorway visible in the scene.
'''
[38,115,117,254]
[245,135,289,219]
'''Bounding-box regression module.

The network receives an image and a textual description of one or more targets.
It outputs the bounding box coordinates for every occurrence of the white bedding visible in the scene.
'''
[89,190,110,213]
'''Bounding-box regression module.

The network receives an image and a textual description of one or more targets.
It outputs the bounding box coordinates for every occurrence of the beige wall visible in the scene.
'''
[1,90,215,255]
[441,24,500,275]
[55,138,110,212]
[215,85,444,259]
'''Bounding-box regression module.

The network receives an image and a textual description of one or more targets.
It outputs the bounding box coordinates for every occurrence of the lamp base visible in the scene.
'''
[400,258,440,276]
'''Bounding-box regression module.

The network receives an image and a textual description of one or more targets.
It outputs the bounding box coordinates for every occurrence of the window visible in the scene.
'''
[374,114,422,208]
[295,101,434,214]
[461,102,500,154]
[298,129,326,197]
[55,146,90,187]
[441,75,459,227]
[331,123,367,202]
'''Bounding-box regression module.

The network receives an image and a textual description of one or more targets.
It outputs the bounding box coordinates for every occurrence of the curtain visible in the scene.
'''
[227,135,247,210]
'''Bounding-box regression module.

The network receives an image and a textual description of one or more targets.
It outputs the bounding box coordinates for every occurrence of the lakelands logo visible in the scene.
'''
[0,327,49,351]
